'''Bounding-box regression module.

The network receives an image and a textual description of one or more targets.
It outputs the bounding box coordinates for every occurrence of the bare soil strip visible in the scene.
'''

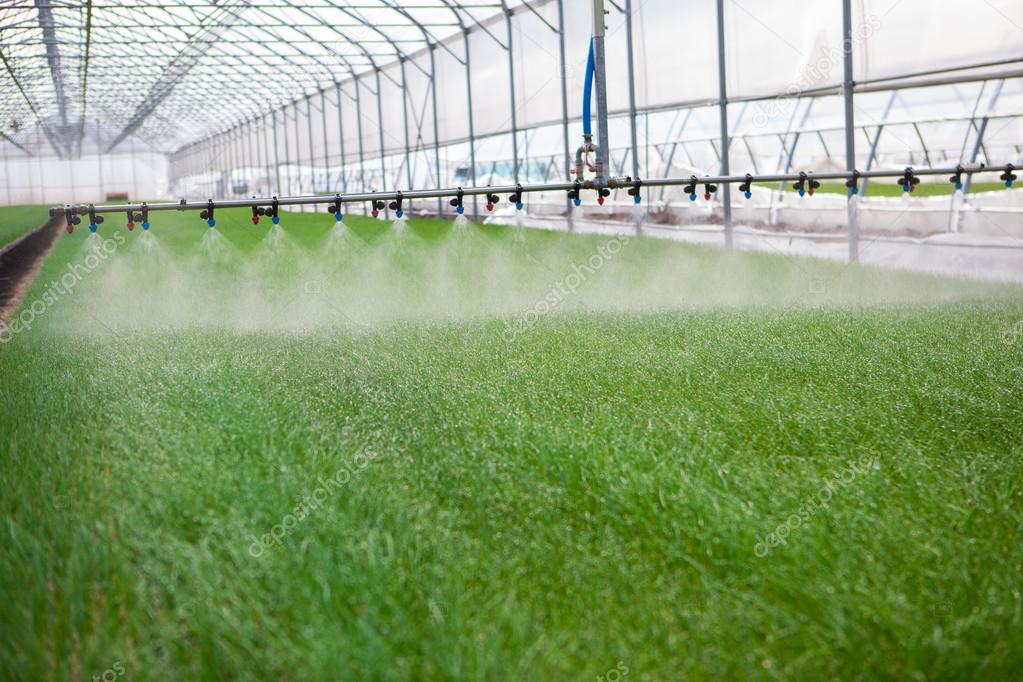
[0,217,61,321]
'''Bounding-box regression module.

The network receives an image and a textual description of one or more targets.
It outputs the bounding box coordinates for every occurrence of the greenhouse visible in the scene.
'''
[1,0,1022,679]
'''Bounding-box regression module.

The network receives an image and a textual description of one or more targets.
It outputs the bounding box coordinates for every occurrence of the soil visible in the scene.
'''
[0,217,61,321]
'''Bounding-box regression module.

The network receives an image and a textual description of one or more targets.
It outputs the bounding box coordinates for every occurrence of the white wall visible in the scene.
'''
[0,151,169,206]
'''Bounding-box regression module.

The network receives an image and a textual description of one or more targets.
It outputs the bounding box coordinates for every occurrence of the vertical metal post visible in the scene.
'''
[716,0,732,247]
[556,0,573,230]
[591,0,611,182]
[504,7,520,182]
[335,82,348,194]
[463,28,479,219]
[259,112,268,193]
[271,109,282,195]
[96,119,104,198]
[247,118,256,194]
[374,68,388,217]
[625,0,639,181]
[429,46,443,217]
[320,90,330,191]
[306,95,316,198]
[354,77,368,213]
[843,0,858,263]
[283,105,293,196]
[130,135,139,199]
[399,58,413,193]
[293,101,302,197]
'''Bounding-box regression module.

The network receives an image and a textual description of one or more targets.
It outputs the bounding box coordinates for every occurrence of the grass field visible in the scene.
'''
[0,205,48,248]
[1,207,1022,680]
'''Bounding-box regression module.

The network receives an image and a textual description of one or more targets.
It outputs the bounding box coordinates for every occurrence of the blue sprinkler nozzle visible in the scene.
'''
[849,187,858,196]
[515,202,523,211]
[456,205,465,214]
[745,191,753,199]
[798,188,806,197]
[142,221,150,230]
[88,223,97,233]
[634,195,642,204]
[1008,180,1015,189]
[396,209,404,219]
[334,213,343,222]
[689,193,697,202]
[208,218,216,227]
[955,181,963,190]
[271,215,280,224]
[573,198,582,207]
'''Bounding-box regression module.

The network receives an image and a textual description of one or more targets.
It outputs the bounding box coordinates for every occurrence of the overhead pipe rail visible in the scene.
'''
[49,164,1017,233]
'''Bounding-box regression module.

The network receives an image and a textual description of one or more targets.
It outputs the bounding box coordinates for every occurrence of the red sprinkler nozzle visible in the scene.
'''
[704,192,712,201]
[597,196,605,206]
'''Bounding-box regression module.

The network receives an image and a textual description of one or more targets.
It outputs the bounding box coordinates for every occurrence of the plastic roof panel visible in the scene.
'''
[0,0,519,155]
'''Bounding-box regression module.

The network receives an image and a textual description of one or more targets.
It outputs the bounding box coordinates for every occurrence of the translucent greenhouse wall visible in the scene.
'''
[3,0,1021,220]
[165,0,1023,219]
[0,125,167,206]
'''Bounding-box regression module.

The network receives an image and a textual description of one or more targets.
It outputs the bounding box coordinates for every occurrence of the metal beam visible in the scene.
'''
[843,0,858,263]
[716,0,731,247]
[34,0,72,157]
[105,0,251,152]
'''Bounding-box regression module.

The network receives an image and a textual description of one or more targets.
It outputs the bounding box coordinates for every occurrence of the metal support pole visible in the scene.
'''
[293,101,302,197]
[306,96,316,197]
[716,0,732,248]
[557,0,573,229]
[320,90,330,191]
[591,0,611,183]
[504,7,520,183]
[271,109,282,195]
[375,68,388,217]
[262,114,272,195]
[399,58,413,193]
[429,46,443,217]
[625,0,640,181]
[843,0,858,263]
[464,28,479,220]
[354,77,368,214]
[96,119,104,199]
[335,83,348,194]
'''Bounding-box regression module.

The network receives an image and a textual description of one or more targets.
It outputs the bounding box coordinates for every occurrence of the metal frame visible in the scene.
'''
[3,1,1022,262]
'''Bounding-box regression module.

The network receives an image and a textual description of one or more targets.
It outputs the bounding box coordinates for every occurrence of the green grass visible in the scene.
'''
[0,204,48,248]
[2,208,1022,680]
[775,181,1013,197]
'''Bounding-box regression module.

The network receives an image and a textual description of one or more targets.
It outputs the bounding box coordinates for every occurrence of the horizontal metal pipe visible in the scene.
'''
[49,163,1014,217]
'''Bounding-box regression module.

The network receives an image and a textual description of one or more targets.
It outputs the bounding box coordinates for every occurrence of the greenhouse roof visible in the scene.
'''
[0,0,525,156]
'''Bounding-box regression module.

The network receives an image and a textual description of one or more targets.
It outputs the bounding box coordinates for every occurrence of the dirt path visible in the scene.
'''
[0,217,62,321]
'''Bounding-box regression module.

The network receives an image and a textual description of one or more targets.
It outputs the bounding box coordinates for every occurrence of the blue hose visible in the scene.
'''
[582,38,594,136]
